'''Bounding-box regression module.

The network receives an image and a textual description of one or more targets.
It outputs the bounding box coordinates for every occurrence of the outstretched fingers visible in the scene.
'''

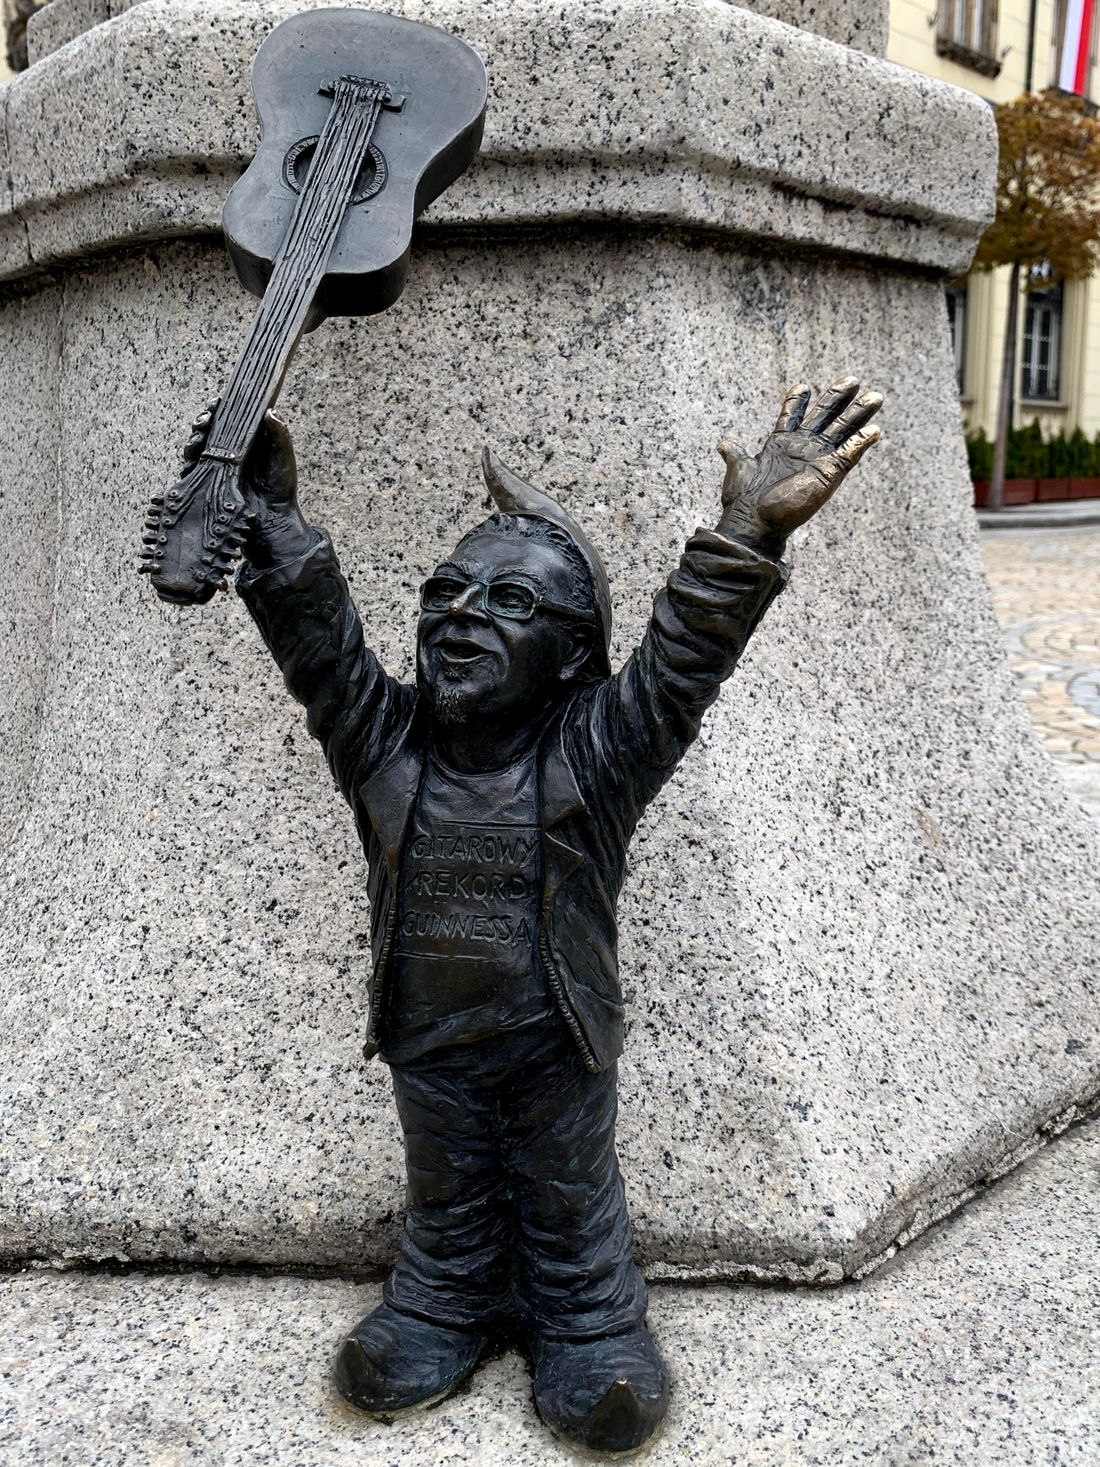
[717,434,754,505]
[829,424,881,475]
[774,383,812,434]
[802,376,861,435]
[824,389,883,446]
[717,433,750,468]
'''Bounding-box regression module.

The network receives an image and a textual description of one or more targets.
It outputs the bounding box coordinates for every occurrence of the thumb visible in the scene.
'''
[717,435,753,506]
[246,411,297,502]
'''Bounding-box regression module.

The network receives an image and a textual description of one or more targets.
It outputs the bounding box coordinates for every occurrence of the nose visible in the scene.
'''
[449,583,488,619]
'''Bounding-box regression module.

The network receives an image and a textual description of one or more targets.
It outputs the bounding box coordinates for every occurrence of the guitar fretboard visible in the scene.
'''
[204,75,390,463]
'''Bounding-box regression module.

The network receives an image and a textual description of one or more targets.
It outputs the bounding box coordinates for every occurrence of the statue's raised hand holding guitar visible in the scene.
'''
[140,9,487,604]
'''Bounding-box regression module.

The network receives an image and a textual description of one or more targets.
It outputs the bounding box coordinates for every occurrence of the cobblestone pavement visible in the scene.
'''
[980,526,1100,817]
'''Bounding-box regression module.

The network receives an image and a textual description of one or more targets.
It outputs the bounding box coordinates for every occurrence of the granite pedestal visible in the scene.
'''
[0,0,1096,1298]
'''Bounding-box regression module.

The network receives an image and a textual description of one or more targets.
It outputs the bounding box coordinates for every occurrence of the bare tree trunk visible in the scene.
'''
[990,261,1022,513]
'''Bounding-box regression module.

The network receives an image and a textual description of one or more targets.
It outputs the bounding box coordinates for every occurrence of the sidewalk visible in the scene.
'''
[980,525,1100,817]
[977,500,1100,531]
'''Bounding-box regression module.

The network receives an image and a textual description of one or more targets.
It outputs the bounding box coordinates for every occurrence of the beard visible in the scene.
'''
[417,647,495,728]
[426,676,484,728]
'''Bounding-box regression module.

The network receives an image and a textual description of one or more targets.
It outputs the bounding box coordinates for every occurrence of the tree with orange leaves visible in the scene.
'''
[973,90,1100,509]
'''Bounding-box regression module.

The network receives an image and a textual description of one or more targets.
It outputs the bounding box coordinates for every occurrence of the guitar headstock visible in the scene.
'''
[140,11,487,609]
[140,457,249,605]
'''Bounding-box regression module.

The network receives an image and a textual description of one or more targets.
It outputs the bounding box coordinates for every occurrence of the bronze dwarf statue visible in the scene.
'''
[172,377,879,1453]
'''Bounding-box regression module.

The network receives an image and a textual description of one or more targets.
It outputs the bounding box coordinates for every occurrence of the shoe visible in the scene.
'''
[334,1303,488,1417]
[531,1322,670,1454]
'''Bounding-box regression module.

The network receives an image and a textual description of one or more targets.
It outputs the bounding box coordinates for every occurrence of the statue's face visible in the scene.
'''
[416,529,590,730]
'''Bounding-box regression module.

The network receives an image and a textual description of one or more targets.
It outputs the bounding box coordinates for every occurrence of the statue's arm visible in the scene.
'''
[589,378,881,814]
[179,408,410,799]
[589,531,784,817]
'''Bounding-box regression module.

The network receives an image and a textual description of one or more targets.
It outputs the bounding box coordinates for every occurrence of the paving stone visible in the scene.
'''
[981,528,1100,771]
[1,1117,1097,1465]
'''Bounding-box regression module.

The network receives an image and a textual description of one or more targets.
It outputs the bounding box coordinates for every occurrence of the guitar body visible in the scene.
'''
[140,8,487,605]
[224,9,488,320]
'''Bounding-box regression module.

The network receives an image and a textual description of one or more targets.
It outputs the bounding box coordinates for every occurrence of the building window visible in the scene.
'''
[1021,280,1063,401]
[936,0,1001,76]
[945,282,968,393]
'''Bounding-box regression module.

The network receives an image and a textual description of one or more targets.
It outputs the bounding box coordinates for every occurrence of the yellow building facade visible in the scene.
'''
[889,0,1100,439]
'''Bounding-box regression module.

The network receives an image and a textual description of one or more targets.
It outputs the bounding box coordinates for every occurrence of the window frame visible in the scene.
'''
[935,0,1001,77]
[1020,279,1064,404]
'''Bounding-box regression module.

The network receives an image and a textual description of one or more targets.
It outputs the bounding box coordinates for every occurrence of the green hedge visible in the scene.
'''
[966,422,1100,480]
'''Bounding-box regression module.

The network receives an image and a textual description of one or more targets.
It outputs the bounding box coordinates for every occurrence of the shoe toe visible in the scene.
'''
[533,1327,670,1454]
[334,1305,486,1417]
[575,1375,669,1454]
[334,1334,392,1412]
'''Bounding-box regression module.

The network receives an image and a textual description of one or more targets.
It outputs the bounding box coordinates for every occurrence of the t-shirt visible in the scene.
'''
[381,749,552,1064]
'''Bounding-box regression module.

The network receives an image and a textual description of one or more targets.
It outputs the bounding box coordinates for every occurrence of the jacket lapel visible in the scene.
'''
[360,719,424,880]
[540,716,586,901]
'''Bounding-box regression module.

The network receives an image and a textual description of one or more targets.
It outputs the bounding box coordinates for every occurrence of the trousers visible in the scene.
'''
[382,1018,647,1342]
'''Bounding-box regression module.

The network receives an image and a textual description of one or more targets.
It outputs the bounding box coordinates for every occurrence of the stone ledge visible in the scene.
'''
[1,0,994,286]
[734,0,888,55]
[2,1118,1096,1464]
[25,0,111,64]
[26,0,892,66]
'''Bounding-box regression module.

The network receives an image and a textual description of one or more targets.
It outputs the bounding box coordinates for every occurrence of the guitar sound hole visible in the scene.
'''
[282,137,388,204]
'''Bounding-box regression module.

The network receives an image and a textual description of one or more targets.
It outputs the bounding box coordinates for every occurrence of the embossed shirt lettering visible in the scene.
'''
[383,750,551,1063]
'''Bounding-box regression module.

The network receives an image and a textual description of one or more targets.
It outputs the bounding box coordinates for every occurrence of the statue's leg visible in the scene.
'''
[501,1032,669,1453]
[334,1055,508,1416]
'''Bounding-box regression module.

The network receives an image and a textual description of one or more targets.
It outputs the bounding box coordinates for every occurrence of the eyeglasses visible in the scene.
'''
[419,575,590,623]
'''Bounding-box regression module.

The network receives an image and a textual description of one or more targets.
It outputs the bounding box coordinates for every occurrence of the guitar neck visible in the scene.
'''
[204,76,390,465]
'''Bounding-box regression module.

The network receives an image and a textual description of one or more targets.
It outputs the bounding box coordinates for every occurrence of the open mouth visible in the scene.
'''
[435,637,494,668]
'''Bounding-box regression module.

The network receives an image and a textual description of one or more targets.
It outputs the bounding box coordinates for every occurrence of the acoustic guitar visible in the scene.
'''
[140,7,488,604]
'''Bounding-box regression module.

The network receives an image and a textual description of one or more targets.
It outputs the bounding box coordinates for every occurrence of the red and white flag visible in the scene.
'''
[1059,0,1096,95]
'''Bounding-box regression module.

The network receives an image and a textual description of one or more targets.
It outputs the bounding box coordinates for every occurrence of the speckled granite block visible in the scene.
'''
[1,228,1098,1279]
[0,284,61,849]
[0,85,31,281]
[25,0,891,63]
[25,0,110,65]
[732,0,888,55]
[2,0,993,277]
[1,1118,1097,1464]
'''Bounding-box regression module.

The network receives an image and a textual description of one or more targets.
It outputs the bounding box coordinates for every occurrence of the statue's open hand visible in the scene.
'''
[717,377,882,554]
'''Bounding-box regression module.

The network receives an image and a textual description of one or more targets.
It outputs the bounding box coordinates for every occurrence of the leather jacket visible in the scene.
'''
[237,524,786,1072]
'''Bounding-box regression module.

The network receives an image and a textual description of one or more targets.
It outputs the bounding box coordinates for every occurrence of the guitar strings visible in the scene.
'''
[206,77,389,461]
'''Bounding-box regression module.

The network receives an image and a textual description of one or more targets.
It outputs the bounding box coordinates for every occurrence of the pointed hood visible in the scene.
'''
[481,446,612,679]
